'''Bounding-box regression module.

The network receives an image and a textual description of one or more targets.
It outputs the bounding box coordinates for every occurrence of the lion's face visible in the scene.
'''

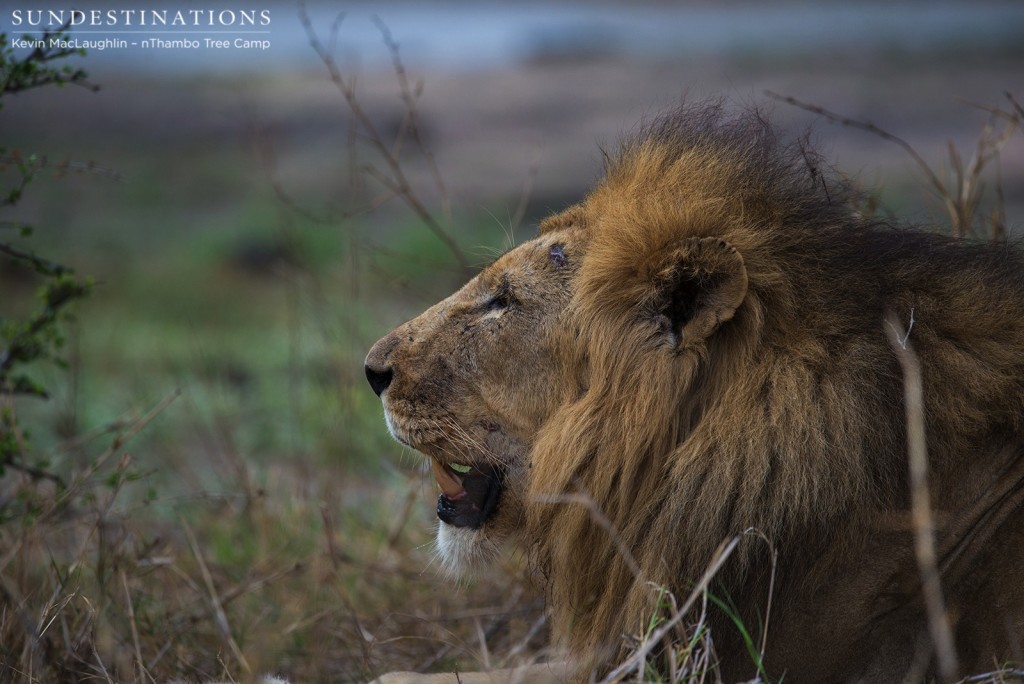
[365,226,583,572]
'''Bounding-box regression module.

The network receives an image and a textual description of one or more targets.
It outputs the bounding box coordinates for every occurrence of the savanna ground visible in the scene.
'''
[1,3,1024,681]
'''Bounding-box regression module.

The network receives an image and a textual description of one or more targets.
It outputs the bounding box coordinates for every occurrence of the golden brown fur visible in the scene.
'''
[366,103,1024,682]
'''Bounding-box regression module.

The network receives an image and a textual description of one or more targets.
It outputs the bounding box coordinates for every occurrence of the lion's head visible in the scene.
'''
[366,104,1024,681]
[364,224,583,571]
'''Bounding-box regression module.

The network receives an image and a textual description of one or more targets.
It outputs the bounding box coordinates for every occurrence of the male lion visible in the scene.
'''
[365,104,1024,683]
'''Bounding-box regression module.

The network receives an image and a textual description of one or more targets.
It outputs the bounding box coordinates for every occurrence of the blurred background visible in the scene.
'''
[1,1,1022,680]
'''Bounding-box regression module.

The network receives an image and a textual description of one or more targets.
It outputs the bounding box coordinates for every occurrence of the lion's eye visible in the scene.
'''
[486,279,514,311]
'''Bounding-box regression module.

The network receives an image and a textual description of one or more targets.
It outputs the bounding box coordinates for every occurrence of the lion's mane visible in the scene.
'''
[526,104,1024,679]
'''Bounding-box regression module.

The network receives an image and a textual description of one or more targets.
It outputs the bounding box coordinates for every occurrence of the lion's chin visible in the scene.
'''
[436,522,501,577]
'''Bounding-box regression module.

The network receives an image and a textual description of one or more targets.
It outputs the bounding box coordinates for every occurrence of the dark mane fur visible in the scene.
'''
[528,102,1024,679]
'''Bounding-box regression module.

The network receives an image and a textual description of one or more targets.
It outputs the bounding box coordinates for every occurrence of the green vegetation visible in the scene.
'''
[1,27,94,509]
[0,25,533,683]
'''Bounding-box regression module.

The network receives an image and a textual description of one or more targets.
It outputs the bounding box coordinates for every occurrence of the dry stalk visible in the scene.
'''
[956,667,1024,683]
[601,534,742,682]
[884,310,959,682]
[0,385,182,679]
[474,616,493,670]
[0,154,122,182]
[216,563,302,611]
[533,491,642,580]
[742,528,778,671]
[93,644,115,683]
[533,492,753,681]
[181,517,252,676]
[121,570,153,684]
[0,569,43,665]
[507,613,548,659]
[319,502,345,570]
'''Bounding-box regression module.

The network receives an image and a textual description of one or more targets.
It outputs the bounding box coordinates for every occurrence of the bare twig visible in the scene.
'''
[0,389,180,580]
[764,91,948,202]
[0,570,44,663]
[372,15,453,227]
[0,242,74,276]
[1005,92,1024,122]
[249,114,400,226]
[765,91,1020,239]
[1,457,67,488]
[991,153,1007,241]
[0,155,122,182]
[884,310,959,682]
[217,563,302,609]
[297,2,470,273]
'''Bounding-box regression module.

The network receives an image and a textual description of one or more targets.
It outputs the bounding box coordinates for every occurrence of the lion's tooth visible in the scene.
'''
[431,459,465,498]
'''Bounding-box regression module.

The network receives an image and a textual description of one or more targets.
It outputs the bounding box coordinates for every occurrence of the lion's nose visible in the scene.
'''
[366,330,402,397]
[365,363,393,397]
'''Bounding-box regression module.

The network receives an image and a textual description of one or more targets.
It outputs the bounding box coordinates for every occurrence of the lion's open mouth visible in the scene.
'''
[431,459,502,529]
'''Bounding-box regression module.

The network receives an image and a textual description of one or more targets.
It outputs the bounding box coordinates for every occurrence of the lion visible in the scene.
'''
[364,103,1024,683]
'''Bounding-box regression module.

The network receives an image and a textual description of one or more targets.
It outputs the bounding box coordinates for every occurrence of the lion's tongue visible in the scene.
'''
[431,459,467,499]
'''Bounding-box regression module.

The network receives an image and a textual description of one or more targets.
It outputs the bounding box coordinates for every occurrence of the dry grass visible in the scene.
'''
[0,431,549,681]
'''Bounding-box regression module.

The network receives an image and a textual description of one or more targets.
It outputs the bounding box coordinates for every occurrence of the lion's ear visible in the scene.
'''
[653,237,748,348]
